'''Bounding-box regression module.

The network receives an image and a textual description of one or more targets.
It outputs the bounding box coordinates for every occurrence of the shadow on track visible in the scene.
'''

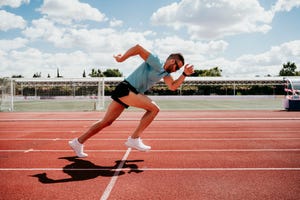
[30,156,144,184]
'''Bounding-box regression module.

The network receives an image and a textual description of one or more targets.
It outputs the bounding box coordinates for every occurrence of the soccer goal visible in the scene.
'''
[0,78,14,111]
[0,78,105,111]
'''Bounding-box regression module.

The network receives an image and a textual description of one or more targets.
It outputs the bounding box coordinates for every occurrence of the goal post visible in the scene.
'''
[0,78,14,111]
[1,78,105,112]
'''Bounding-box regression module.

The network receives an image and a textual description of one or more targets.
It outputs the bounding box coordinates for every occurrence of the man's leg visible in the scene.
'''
[78,101,125,143]
[69,101,125,157]
[120,92,160,138]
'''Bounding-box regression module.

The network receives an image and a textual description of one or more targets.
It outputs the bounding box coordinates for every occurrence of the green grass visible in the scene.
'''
[13,100,96,111]
[9,95,284,112]
[155,98,283,110]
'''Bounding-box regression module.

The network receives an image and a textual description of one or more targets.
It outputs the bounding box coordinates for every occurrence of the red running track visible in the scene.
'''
[0,110,300,200]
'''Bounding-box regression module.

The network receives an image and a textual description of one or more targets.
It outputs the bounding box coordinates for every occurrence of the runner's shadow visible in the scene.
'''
[30,156,143,184]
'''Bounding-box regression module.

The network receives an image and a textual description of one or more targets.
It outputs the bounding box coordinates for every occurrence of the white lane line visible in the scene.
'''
[149,149,300,152]
[0,167,299,171]
[0,149,300,153]
[1,117,300,121]
[0,138,300,141]
[100,148,131,200]
[24,148,34,153]
[1,130,299,134]
[0,150,126,152]
[0,168,116,171]
[137,168,300,171]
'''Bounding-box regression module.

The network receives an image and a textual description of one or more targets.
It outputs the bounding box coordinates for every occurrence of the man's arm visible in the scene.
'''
[164,64,194,91]
[114,44,150,62]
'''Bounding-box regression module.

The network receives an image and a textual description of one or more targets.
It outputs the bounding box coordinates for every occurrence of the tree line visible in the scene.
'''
[5,62,298,96]
[10,62,299,78]
[13,68,123,78]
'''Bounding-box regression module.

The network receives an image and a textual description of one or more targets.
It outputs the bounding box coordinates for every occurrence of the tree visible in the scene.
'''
[103,69,122,77]
[89,68,103,77]
[279,62,299,76]
[57,68,63,78]
[191,67,222,77]
[33,72,41,78]
[83,70,86,77]
[11,75,23,78]
[88,68,123,77]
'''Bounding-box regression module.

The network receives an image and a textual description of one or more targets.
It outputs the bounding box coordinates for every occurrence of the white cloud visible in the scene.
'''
[0,37,28,51]
[153,36,228,62]
[0,10,26,31]
[23,17,154,53]
[1,40,299,78]
[0,31,151,77]
[151,0,273,39]
[0,48,91,77]
[0,0,30,8]
[23,17,68,47]
[221,40,300,77]
[38,0,107,25]
[273,0,300,12]
[237,40,300,66]
[109,18,123,27]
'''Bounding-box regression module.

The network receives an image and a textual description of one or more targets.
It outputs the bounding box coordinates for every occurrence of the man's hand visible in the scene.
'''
[113,54,123,62]
[183,64,194,76]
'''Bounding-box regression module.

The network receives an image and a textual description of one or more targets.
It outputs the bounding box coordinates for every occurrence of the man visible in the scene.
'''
[69,44,194,157]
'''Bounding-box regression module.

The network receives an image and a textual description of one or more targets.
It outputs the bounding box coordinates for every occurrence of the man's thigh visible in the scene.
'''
[119,91,159,110]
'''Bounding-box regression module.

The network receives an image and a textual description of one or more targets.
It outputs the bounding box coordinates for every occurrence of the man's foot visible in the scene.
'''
[68,138,88,158]
[125,137,151,152]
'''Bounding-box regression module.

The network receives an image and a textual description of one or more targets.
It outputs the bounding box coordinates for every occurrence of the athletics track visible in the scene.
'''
[0,110,299,200]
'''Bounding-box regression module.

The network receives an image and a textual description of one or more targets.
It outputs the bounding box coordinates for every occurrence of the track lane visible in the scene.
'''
[0,110,299,200]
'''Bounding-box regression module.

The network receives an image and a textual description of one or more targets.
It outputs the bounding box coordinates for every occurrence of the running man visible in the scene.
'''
[69,44,194,157]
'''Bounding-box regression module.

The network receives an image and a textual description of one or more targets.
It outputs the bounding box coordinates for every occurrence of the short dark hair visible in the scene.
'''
[167,53,184,65]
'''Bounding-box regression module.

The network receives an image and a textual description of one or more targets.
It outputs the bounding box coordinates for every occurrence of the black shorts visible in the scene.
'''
[111,80,139,108]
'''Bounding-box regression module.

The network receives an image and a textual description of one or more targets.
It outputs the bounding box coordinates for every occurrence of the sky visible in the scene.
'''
[0,0,300,78]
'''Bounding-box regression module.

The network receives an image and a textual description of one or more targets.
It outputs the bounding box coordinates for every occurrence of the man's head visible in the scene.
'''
[164,53,185,73]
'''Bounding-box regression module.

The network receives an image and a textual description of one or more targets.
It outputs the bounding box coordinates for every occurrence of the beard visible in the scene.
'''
[165,65,173,73]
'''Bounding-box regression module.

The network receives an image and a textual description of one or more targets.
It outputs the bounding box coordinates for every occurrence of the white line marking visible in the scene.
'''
[100,148,131,200]
[1,117,300,121]
[1,130,299,134]
[0,150,126,152]
[137,168,300,171]
[0,138,299,141]
[149,149,300,152]
[0,167,299,171]
[0,149,299,153]
[24,148,33,153]
[0,168,116,171]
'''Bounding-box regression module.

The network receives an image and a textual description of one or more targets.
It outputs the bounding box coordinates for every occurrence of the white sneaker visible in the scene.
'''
[125,137,151,152]
[68,138,88,158]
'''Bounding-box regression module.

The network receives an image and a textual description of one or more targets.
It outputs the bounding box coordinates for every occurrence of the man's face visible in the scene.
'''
[164,58,183,73]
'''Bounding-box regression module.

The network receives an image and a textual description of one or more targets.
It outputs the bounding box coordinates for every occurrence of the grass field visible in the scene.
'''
[8,95,285,112]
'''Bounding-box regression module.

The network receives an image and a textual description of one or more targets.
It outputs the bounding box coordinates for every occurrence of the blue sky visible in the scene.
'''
[0,0,300,78]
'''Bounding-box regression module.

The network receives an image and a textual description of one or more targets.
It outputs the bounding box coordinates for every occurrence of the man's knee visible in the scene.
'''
[150,103,160,114]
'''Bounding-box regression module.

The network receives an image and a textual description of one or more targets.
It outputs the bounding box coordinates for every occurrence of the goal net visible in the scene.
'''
[0,78,14,111]
[1,78,105,111]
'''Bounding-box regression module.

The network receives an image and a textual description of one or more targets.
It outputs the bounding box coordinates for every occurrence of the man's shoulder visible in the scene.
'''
[146,53,163,66]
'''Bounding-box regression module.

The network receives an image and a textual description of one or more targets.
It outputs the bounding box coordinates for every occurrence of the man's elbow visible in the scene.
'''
[135,44,142,50]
